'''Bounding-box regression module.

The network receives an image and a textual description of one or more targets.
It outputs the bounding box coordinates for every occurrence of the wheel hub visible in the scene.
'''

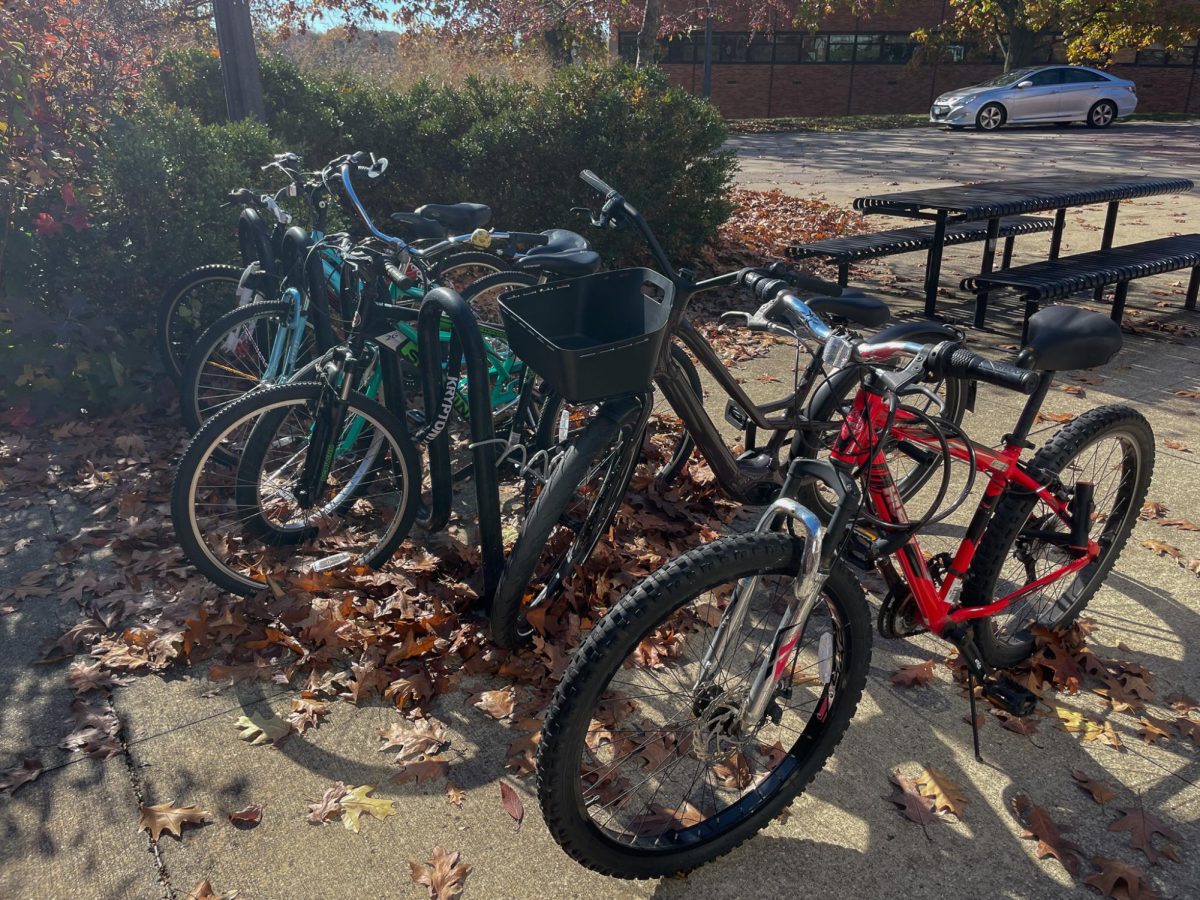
[691,686,747,761]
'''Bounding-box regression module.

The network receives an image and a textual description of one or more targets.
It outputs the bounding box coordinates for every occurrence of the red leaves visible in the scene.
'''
[498,781,524,831]
[1011,793,1084,879]
[890,660,937,688]
[1108,806,1182,865]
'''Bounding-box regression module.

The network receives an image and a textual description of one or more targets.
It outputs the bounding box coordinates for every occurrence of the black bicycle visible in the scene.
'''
[487,171,971,648]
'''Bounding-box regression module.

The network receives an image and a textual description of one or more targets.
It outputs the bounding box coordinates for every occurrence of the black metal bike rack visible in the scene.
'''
[416,286,504,606]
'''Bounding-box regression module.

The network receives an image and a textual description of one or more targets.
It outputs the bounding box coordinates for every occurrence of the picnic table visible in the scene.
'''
[853,174,1196,326]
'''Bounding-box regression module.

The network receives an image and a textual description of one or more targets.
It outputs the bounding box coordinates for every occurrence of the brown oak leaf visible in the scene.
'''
[409,847,471,900]
[1175,716,1200,748]
[1071,769,1117,806]
[1108,805,1182,864]
[1010,793,1083,879]
[470,687,515,720]
[306,782,347,824]
[891,660,937,688]
[1085,856,1158,900]
[228,804,264,827]
[1165,691,1199,713]
[883,772,938,832]
[390,758,449,785]
[0,758,42,794]
[915,766,967,818]
[1137,716,1174,745]
[445,782,466,809]
[137,801,211,841]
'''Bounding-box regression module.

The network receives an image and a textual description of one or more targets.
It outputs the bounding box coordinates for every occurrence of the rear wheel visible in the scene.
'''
[965,405,1154,668]
[1087,100,1117,129]
[157,264,243,383]
[976,103,1006,131]
[537,532,870,879]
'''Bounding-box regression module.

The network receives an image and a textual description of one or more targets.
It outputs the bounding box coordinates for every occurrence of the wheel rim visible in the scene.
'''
[980,107,1002,130]
[987,430,1142,645]
[1093,104,1114,126]
[185,395,413,590]
[568,575,848,849]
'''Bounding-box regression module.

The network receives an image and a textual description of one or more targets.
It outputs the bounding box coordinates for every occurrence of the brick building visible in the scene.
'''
[615,0,1200,117]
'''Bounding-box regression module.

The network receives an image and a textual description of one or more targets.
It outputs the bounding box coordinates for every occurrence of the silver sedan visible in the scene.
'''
[930,65,1138,131]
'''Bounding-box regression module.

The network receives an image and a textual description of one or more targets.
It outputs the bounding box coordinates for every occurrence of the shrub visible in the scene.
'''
[3,51,734,415]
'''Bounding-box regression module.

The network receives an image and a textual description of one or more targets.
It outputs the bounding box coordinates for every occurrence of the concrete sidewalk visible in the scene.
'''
[3,123,1200,900]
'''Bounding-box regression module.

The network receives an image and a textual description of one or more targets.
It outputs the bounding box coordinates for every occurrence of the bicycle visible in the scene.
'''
[535,277,1152,878]
[169,154,601,593]
[487,170,972,649]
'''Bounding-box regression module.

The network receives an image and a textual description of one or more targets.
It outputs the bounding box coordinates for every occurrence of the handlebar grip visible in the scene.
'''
[385,264,407,285]
[735,268,788,302]
[927,344,1040,395]
[580,169,616,196]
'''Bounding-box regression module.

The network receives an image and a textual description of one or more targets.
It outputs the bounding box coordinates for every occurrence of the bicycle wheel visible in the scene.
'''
[431,249,512,298]
[793,364,968,521]
[490,396,647,649]
[179,300,318,437]
[537,531,871,878]
[965,405,1154,668]
[458,268,537,329]
[156,264,244,383]
[171,381,420,596]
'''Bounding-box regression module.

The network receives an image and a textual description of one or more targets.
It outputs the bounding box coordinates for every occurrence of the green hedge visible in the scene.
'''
[3,52,735,413]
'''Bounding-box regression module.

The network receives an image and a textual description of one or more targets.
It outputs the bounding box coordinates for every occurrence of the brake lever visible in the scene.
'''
[897,384,947,415]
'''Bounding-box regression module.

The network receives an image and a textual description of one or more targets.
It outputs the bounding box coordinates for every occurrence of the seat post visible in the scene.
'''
[1006,370,1054,448]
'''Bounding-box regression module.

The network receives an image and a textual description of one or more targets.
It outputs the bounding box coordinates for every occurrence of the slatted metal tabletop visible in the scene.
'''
[850,173,1196,322]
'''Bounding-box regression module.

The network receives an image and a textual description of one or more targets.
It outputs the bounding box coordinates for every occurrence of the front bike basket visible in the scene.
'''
[498,268,674,404]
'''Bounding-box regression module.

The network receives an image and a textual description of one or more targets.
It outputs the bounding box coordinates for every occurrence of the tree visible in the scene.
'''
[929,0,1200,72]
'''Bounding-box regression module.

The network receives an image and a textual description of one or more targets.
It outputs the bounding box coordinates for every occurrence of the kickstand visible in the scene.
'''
[967,669,983,763]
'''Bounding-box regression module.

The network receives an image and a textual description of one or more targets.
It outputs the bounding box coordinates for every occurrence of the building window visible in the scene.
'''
[827,34,856,63]
[665,34,699,64]
[880,34,918,63]
[1136,42,1199,65]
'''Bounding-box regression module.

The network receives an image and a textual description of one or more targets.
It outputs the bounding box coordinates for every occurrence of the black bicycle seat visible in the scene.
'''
[389,212,448,242]
[808,292,890,328]
[526,229,590,255]
[514,248,601,277]
[1022,305,1121,371]
[413,202,492,233]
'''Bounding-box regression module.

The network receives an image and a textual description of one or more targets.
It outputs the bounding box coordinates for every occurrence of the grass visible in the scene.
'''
[727,111,1199,134]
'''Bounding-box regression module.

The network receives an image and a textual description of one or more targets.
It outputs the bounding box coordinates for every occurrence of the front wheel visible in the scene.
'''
[537,532,871,879]
[490,397,647,649]
[171,381,420,596]
[976,103,1006,131]
[964,405,1154,668]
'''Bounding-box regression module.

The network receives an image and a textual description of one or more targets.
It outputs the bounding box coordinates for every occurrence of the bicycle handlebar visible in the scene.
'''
[925,343,1040,395]
[579,169,616,196]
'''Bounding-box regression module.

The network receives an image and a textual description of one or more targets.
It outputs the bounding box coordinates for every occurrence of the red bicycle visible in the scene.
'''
[536,268,1154,878]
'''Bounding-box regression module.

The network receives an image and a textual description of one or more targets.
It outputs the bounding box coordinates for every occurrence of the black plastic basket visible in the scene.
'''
[498,268,675,404]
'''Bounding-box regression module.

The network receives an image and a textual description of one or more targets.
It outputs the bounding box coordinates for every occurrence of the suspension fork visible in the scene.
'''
[294,349,355,509]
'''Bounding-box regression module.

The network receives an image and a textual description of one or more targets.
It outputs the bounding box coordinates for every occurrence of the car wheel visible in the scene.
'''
[1087,100,1117,128]
[975,103,1006,131]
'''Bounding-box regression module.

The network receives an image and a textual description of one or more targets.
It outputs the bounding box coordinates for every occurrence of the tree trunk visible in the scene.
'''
[636,0,662,68]
[1004,22,1039,72]
[543,28,572,65]
[212,0,265,122]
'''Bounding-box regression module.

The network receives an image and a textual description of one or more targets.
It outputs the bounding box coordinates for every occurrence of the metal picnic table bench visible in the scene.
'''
[849,173,1195,326]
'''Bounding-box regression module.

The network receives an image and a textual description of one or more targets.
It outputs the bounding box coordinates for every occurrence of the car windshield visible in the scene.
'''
[973,67,1039,88]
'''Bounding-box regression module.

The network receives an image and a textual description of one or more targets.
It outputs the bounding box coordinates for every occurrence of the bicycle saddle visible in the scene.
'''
[1022,305,1122,371]
[413,202,492,233]
[514,229,601,277]
[808,292,890,328]
[389,212,448,242]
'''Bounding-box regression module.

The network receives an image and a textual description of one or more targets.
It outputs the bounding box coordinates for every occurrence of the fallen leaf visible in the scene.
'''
[340,784,397,833]
[883,772,938,830]
[499,781,524,831]
[1175,717,1200,747]
[391,757,449,785]
[1085,855,1158,900]
[1108,805,1182,864]
[891,660,937,688]
[1166,691,1199,712]
[234,712,290,745]
[0,758,42,794]
[1010,793,1083,879]
[1164,439,1191,453]
[409,847,471,900]
[1140,501,1168,520]
[1141,539,1182,559]
[137,801,211,841]
[379,718,447,763]
[306,782,347,824]
[915,766,967,818]
[445,782,466,808]
[1071,769,1116,806]
[1137,716,1174,745]
[228,803,264,827]
[470,687,515,720]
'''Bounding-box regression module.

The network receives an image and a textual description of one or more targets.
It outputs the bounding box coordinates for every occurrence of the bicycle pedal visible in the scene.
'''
[981,675,1037,718]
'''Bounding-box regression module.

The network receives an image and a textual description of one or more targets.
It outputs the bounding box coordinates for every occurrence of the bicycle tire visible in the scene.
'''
[537,531,871,878]
[964,405,1154,668]
[156,263,244,383]
[179,299,320,439]
[490,397,646,649]
[430,249,513,298]
[455,267,537,329]
[171,381,420,596]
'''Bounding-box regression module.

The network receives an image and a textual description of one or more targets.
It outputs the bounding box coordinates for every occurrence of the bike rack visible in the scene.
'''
[416,287,504,606]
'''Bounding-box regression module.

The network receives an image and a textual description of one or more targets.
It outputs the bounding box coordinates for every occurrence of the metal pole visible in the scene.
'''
[702,2,714,99]
[213,0,266,122]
